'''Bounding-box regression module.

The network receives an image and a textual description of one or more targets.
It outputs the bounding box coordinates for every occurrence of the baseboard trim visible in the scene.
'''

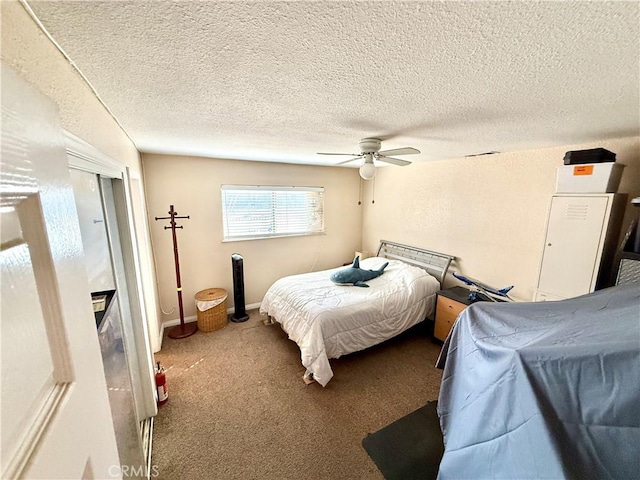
[243,302,262,312]
[158,303,262,349]
[162,315,197,329]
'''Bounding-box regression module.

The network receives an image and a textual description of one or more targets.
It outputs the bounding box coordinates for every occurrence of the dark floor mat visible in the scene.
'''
[362,401,444,480]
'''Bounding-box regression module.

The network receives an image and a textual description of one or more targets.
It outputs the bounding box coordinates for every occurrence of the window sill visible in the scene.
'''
[222,231,326,243]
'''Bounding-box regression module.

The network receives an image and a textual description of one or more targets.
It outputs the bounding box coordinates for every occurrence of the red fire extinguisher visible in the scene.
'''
[155,362,168,406]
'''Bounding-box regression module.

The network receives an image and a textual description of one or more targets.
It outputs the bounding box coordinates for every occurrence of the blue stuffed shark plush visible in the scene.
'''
[330,256,388,287]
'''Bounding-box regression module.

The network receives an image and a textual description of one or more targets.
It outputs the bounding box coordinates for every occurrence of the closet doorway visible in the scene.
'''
[69,161,156,476]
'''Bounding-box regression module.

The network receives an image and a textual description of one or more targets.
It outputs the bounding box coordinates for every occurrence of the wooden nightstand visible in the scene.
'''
[434,286,487,341]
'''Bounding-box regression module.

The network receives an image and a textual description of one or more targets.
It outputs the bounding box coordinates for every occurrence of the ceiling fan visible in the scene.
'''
[318,137,420,180]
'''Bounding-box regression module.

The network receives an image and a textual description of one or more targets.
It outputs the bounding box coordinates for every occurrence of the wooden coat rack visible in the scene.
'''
[156,205,197,339]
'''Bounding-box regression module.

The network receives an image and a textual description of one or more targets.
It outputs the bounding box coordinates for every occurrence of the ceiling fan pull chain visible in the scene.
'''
[371,177,376,204]
[358,176,363,205]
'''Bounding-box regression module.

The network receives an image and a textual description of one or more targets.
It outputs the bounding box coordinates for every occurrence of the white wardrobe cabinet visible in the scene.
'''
[535,194,624,301]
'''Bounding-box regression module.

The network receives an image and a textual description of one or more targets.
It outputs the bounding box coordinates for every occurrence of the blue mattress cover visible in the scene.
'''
[436,284,640,479]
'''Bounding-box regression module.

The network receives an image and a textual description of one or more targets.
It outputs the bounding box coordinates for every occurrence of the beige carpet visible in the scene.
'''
[152,310,444,480]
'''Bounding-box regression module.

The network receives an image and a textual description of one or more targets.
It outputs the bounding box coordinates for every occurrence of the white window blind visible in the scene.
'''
[221,185,325,241]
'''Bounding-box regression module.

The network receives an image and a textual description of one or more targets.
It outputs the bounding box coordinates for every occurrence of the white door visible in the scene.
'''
[537,195,611,299]
[1,66,120,478]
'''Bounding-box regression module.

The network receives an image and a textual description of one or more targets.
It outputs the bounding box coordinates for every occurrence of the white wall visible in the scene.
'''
[145,137,638,325]
[1,1,162,350]
[142,154,362,324]
[362,137,640,301]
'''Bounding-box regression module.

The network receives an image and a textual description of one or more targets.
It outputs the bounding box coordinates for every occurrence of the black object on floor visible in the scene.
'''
[362,401,444,480]
[230,253,249,322]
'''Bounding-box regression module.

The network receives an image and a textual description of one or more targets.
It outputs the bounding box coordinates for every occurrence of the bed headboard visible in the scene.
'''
[376,240,455,287]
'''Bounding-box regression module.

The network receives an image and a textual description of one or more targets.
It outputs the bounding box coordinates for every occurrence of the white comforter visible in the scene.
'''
[260,257,440,386]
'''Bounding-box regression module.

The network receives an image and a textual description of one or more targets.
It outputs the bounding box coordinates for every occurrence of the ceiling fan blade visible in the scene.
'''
[377,156,412,167]
[317,152,359,156]
[377,147,420,156]
[335,156,363,165]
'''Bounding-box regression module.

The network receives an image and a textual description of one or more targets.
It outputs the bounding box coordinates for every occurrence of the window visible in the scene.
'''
[221,185,325,241]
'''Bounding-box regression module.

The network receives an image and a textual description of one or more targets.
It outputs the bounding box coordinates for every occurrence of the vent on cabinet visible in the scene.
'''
[564,203,589,220]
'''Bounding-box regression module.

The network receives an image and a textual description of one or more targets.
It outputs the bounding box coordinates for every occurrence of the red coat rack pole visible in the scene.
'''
[155,205,197,339]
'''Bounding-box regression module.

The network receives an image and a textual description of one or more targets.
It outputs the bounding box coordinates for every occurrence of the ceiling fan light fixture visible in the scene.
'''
[359,161,376,180]
[318,137,417,178]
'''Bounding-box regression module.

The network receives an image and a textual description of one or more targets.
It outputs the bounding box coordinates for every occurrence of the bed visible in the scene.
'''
[436,283,640,479]
[260,240,454,386]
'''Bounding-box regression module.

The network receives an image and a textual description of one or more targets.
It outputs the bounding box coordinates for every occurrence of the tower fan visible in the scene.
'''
[230,253,249,322]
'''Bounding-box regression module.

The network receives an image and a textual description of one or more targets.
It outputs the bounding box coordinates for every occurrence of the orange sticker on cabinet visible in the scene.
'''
[573,165,594,176]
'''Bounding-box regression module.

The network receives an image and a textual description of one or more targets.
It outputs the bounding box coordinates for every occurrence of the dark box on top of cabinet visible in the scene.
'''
[563,148,616,165]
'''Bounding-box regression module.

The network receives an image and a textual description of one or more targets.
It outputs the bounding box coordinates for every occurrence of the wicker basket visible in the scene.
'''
[195,288,228,332]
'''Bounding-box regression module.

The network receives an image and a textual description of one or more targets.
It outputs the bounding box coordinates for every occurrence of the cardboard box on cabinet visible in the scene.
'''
[556,163,624,193]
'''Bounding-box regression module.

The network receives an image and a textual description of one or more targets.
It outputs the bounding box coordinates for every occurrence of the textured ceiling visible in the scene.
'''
[28,1,640,166]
